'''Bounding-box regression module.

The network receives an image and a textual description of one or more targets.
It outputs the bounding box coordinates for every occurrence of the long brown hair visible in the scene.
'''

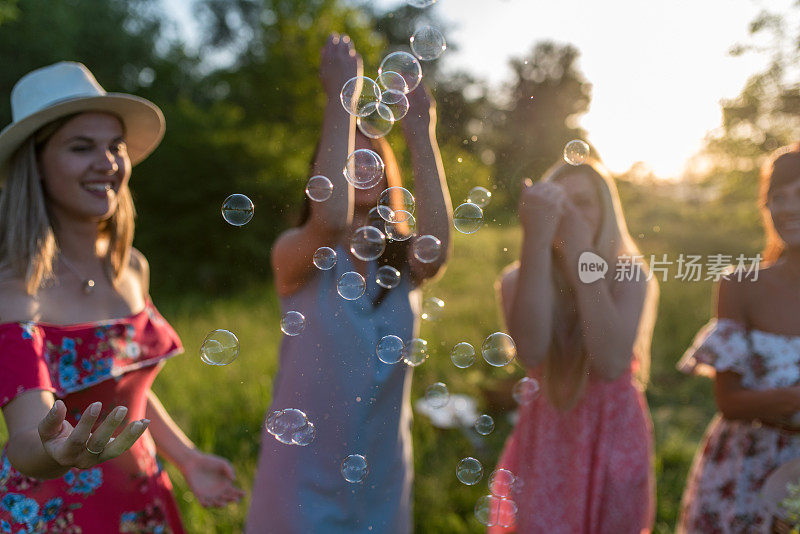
[539,158,659,411]
[759,143,800,264]
[0,113,135,294]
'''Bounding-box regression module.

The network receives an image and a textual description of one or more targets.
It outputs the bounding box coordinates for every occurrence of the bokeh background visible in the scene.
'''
[0,0,799,531]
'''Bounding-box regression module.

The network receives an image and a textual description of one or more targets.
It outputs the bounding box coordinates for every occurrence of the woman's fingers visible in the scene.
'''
[99,419,150,461]
[38,399,67,441]
[65,402,102,453]
[85,406,128,455]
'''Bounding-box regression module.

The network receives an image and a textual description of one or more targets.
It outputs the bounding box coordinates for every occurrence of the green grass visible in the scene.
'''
[0,223,727,533]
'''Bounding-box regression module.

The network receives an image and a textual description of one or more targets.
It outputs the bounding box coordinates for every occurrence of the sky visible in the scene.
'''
[164,0,789,178]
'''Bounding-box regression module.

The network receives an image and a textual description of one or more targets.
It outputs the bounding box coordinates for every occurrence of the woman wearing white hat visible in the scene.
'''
[0,62,243,533]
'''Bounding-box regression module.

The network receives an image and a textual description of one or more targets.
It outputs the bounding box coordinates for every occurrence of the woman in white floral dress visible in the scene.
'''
[677,143,800,533]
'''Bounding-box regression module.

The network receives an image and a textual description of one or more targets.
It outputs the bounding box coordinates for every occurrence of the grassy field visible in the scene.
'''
[0,219,743,532]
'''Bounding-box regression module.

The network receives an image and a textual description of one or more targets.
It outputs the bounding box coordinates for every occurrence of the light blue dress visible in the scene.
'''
[246,246,419,533]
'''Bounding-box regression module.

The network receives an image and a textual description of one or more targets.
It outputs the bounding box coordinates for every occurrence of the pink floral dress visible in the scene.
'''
[487,363,655,534]
[0,299,185,534]
[677,318,800,533]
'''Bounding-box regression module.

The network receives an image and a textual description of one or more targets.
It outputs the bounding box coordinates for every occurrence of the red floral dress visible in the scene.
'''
[0,299,185,534]
[677,318,800,533]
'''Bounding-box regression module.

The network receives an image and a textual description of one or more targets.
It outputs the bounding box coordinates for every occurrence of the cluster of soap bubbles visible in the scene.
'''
[474,469,518,527]
[266,408,316,446]
[339,51,424,140]
[341,454,369,483]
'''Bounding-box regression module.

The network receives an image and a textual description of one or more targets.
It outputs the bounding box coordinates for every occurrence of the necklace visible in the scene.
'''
[59,255,95,295]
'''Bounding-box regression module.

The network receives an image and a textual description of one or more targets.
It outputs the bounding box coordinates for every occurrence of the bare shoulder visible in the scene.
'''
[0,273,39,323]
[127,247,150,296]
[714,266,755,322]
[128,247,150,275]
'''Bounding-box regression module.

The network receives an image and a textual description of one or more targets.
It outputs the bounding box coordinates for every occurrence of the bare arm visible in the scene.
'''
[502,181,565,368]
[145,390,197,469]
[402,86,452,284]
[711,275,800,421]
[3,391,147,479]
[273,34,360,297]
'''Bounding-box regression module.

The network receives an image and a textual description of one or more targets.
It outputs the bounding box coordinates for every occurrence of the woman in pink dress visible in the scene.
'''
[489,157,659,533]
[0,62,243,533]
[677,144,800,532]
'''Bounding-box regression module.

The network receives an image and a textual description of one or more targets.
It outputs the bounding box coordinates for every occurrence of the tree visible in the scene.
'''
[489,42,592,212]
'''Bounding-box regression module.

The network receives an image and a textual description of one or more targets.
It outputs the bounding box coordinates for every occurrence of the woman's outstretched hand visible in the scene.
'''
[38,399,149,469]
[182,451,245,508]
[320,33,362,101]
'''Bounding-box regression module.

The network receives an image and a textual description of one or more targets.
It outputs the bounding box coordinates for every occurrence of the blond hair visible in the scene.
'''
[540,158,659,411]
[0,114,135,294]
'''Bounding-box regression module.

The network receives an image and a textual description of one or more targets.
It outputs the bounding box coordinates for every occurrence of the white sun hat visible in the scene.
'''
[0,61,165,185]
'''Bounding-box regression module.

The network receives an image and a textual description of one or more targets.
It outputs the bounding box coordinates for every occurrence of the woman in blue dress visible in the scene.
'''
[246,34,452,533]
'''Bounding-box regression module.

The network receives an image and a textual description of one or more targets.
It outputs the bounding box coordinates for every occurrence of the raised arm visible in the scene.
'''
[401,85,452,284]
[502,180,565,368]
[553,199,650,381]
[272,33,360,297]
[712,275,800,422]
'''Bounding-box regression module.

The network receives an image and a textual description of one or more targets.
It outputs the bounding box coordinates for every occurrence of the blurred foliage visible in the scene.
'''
[0,0,598,296]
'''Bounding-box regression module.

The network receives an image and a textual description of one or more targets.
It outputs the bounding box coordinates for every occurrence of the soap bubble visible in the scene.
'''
[466,186,492,208]
[564,139,590,165]
[403,338,429,367]
[457,457,483,485]
[376,265,401,289]
[341,454,369,483]
[489,469,516,498]
[412,235,442,263]
[268,408,310,445]
[482,332,516,367]
[344,149,385,190]
[280,311,306,336]
[377,71,408,94]
[385,213,416,241]
[380,89,410,121]
[340,76,381,117]
[474,414,494,435]
[313,246,337,270]
[425,382,449,408]
[350,226,386,261]
[376,334,405,364]
[377,187,415,223]
[337,271,366,300]
[421,297,444,321]
[378,52,422,94]
[200,329,239,366]
[453,202,484,234]
[221,194,254,226]
[305,175,333,202]
[475,495,518,528]
[291,421,316,446]
[512,377,540,406]
[406,0,437,7]
[357,101,394,139]
[410,26,446,61]
[450,342,476,368]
